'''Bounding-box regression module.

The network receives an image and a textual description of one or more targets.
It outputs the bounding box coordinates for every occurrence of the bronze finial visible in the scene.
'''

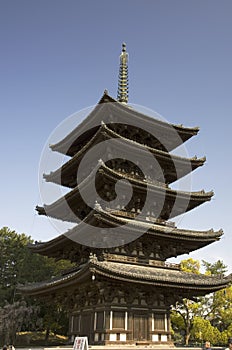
[117,43,129,103]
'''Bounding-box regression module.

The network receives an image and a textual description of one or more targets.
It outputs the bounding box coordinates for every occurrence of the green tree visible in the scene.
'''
[0,227,32,305]
[172,258,202,344]
[0,227,73,344]
[192,316,221,344]
[180,258,200,274]
[172,296,202,345]
[171,258,231,345]
[199,260,231,330]
[202,260,227,276]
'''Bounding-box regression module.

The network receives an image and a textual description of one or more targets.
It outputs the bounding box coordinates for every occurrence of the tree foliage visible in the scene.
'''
[0,301,39,344]
[180,258,200,274]
[192,316,221,344]
[202,259,227,276]
[0,227,73,344]
[171,258,232,345]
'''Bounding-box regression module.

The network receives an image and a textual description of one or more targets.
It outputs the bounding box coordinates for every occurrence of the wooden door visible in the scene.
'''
[80,313,93,341]
[133,314,148,341]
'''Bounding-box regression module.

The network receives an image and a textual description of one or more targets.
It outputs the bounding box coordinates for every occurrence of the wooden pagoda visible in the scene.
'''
[22,44,231,346]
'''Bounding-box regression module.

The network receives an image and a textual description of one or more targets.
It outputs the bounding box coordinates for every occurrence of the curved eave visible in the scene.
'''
[95,212,221,255]
[95,209,222,241]
[45,122,205,187]
[92,260,232,291]
[50,91,199,156]
[20,259,232,297]
[29,234,70,254]
[37,162,213,222]
[100,162,214,199]
[19,263,92,296]
[32,206,222,259]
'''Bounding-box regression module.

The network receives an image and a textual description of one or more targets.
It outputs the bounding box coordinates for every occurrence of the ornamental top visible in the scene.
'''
[117,42,129,103]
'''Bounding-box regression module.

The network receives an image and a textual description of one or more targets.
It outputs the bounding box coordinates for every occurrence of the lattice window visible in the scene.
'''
[96,311,104,330]
[113,311,125,329]
[154,313,165,330]
[72,315,80,332]
[81,313,92,335]
[133,314,148,340]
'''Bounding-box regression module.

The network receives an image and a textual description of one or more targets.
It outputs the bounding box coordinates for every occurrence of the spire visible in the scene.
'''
[117,42,129,103]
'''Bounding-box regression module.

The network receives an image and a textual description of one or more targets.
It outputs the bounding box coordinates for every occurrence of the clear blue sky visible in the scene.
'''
[1,0,232,272]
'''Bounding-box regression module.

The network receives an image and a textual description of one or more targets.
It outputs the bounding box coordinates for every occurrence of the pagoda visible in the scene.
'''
[22,43,231,346]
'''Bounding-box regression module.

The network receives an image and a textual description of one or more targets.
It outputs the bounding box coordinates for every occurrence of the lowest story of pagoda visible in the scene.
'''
[21,43,232,346]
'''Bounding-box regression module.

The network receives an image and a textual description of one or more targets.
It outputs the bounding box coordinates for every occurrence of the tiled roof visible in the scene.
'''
[20,257,232,296]
[37,161,213,222]
[44,122,205,187]
[31,206,222,257]
[50,91,199,156]
[92,259,231,290]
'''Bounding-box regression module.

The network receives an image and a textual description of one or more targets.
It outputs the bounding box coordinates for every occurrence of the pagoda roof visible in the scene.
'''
[44,121,205,187]
[20,255,232,297]
[50,91,199,156]
[30,206,222,259]
[37,162,213,222]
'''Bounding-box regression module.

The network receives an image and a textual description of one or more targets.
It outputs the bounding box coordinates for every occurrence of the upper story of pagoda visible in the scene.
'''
[32,204,223,263]
[45,113,205,188]
[45,44,203,191]
[37,160,213,223]
[50,90,200,157]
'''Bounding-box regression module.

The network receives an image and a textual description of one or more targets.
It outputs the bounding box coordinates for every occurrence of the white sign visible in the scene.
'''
[73,336,88,350]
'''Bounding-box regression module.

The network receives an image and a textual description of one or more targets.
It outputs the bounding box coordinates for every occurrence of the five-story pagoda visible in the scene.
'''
[22,44,231,346]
